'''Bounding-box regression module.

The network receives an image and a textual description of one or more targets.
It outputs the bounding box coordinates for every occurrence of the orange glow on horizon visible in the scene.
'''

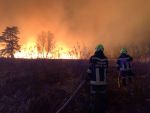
[14,41,78,59]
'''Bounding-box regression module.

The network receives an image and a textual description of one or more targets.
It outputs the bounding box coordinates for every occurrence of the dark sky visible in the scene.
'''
[0,0,150,49]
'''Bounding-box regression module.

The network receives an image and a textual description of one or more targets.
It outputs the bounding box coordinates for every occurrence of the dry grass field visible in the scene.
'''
[0,58,149,113]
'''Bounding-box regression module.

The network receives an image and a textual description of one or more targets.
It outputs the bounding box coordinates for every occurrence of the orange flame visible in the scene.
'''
[14,41,78,59]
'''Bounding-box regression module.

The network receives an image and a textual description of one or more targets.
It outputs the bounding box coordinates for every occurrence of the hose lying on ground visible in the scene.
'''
[55,80,86,113]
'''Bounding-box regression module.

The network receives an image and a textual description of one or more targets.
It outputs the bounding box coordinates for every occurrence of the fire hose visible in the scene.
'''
[55,80,86,113]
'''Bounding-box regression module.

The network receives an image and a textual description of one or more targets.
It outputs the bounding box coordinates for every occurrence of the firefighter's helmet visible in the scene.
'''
[95,44,104,52]
[121,48,127,54]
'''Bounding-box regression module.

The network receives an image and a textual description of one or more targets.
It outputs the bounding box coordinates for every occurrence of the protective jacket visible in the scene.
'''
[117,53,133,76]
[87,51,108,94]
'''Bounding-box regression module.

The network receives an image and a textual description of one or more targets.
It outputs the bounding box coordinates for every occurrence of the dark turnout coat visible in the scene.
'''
[117,53,133,77]
[87,51,108,94]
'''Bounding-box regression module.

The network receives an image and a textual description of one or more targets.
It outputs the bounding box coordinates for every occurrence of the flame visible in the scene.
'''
[56,43,78,59]
[14,41,78,59]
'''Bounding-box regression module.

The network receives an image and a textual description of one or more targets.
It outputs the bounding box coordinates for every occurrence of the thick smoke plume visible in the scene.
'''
[0,0,150,57]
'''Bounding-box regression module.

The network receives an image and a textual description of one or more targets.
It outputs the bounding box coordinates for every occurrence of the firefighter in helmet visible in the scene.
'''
[117,48,134,94]
[87,44,108,113]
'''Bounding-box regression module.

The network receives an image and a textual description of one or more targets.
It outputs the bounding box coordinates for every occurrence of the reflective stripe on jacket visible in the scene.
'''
[89,55,108,85]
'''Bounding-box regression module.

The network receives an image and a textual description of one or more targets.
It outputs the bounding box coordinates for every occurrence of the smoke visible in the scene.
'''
[0,0,150,52]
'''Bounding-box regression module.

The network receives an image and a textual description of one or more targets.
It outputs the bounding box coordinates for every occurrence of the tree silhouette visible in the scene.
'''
[0,26,21,58]
[36,31,55,58]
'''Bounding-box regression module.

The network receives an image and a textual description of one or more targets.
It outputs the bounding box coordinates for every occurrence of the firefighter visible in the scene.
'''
[117,48,134,94]
[87,44,108,113]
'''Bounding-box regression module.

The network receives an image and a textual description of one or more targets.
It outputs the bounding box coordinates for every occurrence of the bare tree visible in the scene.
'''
[37,32,46,58]
[36,31,55,58]
[45,32,55,58]
[0,26,20,58]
